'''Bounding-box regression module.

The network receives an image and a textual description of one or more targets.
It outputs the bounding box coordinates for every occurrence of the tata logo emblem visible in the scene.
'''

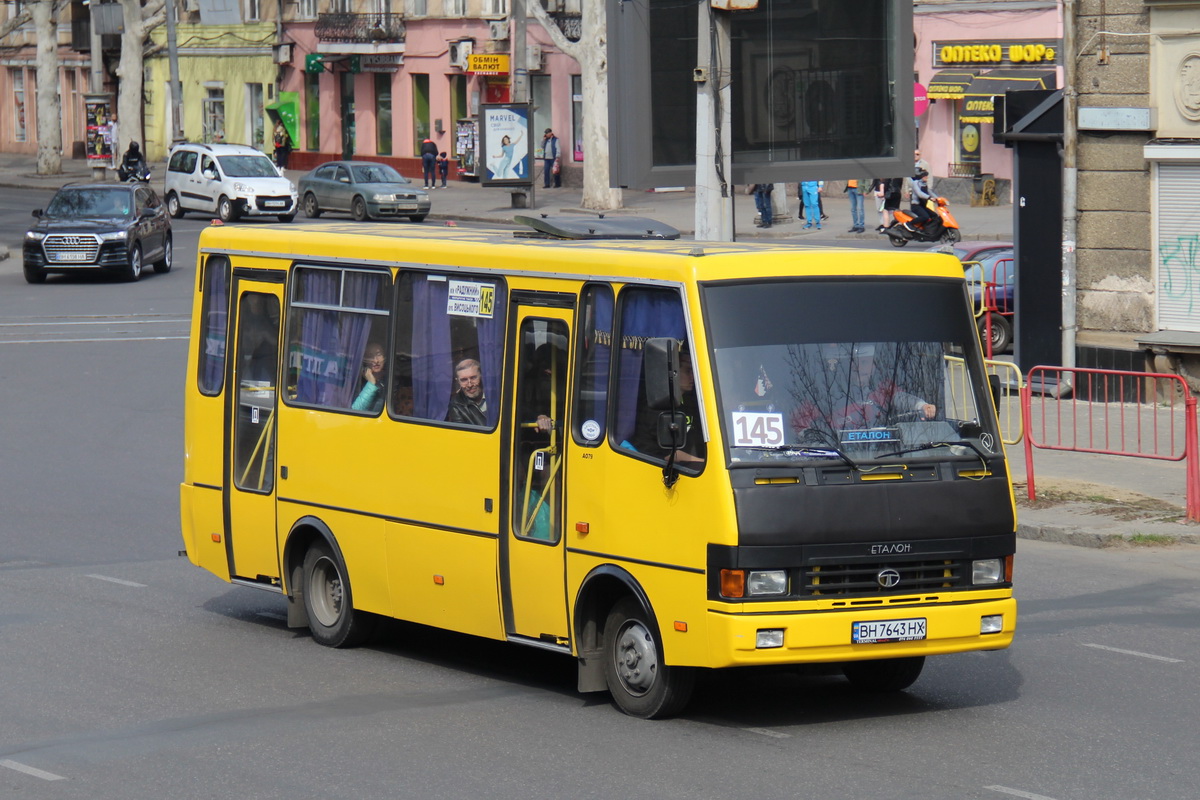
[877,568,901,589]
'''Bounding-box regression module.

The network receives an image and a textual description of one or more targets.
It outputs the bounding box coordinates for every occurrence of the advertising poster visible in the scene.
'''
[480,103,531,186]
[85,95,115,164]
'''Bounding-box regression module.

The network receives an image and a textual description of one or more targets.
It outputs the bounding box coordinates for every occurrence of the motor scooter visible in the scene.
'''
[118,164,152,183]
[883,196,961,247]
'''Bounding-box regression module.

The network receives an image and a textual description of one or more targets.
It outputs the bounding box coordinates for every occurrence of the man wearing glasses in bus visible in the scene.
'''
[447,358,488,426]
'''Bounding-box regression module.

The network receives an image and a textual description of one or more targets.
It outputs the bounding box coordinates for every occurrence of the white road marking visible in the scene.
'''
[1081,643,1183,663]
[0,759,66,781]
[86,574,147,588]
[744,727,791,739]
[985,786,1058,800]
[0,318,189,327]
[1,336,189,345]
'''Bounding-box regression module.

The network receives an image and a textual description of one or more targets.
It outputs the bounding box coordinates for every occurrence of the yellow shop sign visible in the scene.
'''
[935,40,1059,67]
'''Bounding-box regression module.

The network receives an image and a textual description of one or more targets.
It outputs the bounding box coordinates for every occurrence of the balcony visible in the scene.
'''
[315,13,406,44]
[551,12,581,42]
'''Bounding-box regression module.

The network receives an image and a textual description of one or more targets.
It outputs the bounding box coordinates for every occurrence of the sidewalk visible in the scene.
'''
[4,153,1195,548]
[0,153,1014,241]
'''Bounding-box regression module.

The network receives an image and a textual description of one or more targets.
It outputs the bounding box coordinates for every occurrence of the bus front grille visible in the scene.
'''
[804,560,964,596]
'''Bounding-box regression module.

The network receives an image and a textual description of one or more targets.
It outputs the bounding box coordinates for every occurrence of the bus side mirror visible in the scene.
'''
[656,411,688,450]
[644,337,681,411]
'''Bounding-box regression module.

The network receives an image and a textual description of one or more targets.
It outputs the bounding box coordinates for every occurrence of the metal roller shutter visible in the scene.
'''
[1156,162,1200,331]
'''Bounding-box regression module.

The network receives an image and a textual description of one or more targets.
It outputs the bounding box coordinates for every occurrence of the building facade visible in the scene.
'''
[2,0,585,184]
[1071,0,1200,383]
[915,0,1062,197]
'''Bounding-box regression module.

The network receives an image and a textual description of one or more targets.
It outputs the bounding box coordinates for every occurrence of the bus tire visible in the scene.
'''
[842,656,925,692]
[301,541,376,648]
[602,597,694,719]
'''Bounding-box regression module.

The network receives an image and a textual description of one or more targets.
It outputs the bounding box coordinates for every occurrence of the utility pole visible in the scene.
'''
[694,2,733,241]
[165,0,185,145]
[88,0,106,181]
[1060,0,1078,380]
[511,0,535,207]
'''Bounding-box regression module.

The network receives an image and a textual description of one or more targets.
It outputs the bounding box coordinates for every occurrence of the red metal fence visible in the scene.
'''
[1020,366,1200,521]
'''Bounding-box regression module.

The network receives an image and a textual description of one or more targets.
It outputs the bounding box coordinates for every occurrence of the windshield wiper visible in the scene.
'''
[742,444,860,470]
[878,440,990,461]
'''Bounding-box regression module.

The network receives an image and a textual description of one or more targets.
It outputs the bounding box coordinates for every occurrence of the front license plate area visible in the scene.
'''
[55,252,90,262]
[852,618,927,644]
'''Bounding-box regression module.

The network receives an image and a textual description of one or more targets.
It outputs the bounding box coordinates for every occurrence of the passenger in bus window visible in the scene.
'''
[446,358,488,426]
[351,342,386,413]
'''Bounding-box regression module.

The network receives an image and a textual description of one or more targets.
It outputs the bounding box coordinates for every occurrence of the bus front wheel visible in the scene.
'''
[302,541,376,648]
[602,598,695,719]
[842,656,925,692]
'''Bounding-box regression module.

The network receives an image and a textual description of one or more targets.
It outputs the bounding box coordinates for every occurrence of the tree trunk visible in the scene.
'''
[116,0,147,158]
[526,0,623,211]
[32,0,62,175]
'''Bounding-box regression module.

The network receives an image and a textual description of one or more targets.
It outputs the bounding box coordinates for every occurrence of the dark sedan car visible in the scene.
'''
[23,183,173,283]
[298,161,430,222]
[962,247,1015,354]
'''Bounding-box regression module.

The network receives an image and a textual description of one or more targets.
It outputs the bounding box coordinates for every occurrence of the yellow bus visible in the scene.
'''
[180,220,1016,718]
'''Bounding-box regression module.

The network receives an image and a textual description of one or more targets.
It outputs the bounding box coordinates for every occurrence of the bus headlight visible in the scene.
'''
[972,558,1003,584]
[756,629,784,648]
[747,570,787,596]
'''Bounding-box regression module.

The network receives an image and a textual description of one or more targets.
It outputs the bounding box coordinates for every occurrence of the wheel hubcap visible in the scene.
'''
[310,556,344,627]
[614,620,658,696]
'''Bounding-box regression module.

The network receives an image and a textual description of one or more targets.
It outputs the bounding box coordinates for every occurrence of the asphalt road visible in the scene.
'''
[1,186,1199,799]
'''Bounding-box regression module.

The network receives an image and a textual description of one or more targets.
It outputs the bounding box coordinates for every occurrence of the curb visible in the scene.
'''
[1017,522,1200,549]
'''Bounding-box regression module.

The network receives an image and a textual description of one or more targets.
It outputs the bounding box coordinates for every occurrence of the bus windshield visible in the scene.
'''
[703,278,999,466]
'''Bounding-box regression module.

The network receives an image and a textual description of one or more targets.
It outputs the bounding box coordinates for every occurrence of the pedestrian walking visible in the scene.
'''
[436,152,449,188]
[800,181,822,230]
[845,179,866,233]
[752,183,774,228]
[541,128,561,188]
[420,138,438,188]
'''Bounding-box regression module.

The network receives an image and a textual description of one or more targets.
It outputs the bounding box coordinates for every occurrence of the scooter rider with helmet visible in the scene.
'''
[117,141,148,182]
[904,168,935,232]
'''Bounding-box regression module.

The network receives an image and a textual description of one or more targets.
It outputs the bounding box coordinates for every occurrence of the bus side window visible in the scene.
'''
[573,283,613,447]
[197,255,230,396]
[284,266,392,413]
[393,272,508,428]
[612,287,703,466]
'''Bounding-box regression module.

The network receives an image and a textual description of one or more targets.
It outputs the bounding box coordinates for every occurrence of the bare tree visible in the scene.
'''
[114,0,166,158]
[524,0,623,211]
[31,0,62,174]
[0,9,32,39]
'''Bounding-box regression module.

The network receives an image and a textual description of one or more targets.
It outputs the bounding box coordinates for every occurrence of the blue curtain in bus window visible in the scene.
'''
[336,273,380,406]
[476,287,506,426]
[199,258,229,394]
[411,277,453,421]
[293,270,379,408]
[615,289,686,446]
[579,287,613,437]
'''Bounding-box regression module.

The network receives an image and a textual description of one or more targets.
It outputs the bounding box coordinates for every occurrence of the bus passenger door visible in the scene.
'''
[503,308,572,645]
[225,279,284,584]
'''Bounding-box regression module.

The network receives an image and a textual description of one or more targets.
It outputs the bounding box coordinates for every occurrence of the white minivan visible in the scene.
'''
[164,143,298,222]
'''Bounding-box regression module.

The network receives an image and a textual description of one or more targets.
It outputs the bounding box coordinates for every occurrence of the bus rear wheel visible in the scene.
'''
[302,541,376,648]
[842,656,925,692]
[602,598,695,719]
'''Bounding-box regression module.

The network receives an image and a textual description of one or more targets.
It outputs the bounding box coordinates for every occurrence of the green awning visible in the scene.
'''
[265,92,299,148]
